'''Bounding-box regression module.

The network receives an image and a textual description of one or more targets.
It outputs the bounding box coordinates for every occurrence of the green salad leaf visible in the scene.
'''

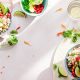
[21,0,29,11]
[63,30,73,38]
[8,34,18,46]
[59,29,80,43]
[10,30,18,34]
[23,0,29,11]
[75,32,80,37]
[72,34,77,43]
[53,64,57,70]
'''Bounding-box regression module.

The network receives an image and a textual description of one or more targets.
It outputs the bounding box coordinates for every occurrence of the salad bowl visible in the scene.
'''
[20,0,48,16]
[65,44,80,80]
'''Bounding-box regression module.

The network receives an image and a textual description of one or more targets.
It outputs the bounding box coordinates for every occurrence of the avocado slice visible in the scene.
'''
[0,3,8,14]
[13,11,27,17]
[4,7,9,14]
[75,66,80,77]
[58,66,68,77]
[29,4,34,12]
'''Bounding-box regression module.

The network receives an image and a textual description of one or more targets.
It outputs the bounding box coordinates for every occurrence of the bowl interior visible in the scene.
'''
[21,0,48,16]
[67,0,80,21]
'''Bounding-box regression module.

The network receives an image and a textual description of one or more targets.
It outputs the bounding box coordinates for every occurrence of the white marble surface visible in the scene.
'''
[0,0,62,80]
[17,0,62,80]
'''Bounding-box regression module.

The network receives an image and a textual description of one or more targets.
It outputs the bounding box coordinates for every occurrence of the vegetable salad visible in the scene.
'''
[0,3,11,33]
[66,45,80,78]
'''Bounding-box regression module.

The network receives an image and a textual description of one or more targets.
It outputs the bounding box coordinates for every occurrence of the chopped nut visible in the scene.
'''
[2,25,8,29]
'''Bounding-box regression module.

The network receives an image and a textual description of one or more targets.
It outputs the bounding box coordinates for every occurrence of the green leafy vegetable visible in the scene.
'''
[72,34,77,43]
[71,53,76,56]
[58,29,80,43]
[10,30,18,34]
[22,0,29,11]
[53,64,57,70]
[75,32,80,37]
[4,7,9,14]
[14,11,27,17]
[63,30,73,38]
[8,35,18,46]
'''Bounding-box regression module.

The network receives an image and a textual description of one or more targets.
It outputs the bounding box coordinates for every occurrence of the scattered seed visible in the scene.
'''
[2,66,5,69]
[7,55,10,58]
[16,26,21,31]
[61,23,67,30]
[24,41,31,46]
[63,38,67,42]
[0,72,3,74]
[56,8,63,12]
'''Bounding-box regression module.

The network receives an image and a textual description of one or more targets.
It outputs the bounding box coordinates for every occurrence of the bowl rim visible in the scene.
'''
[20,0,48,16]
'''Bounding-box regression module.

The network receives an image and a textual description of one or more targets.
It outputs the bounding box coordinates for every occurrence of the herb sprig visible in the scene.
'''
[57,29,80,43]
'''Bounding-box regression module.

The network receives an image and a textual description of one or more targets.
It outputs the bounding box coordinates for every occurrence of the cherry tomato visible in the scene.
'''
[0,13,4,16]
[76,56,80,61]
[72,71,76,77]
[6,13,11,18]
[34,4,44,14]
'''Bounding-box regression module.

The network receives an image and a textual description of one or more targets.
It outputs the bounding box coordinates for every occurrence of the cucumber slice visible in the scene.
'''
[75,67,80,77]
[58,66,67,77]
[13,11,27,17]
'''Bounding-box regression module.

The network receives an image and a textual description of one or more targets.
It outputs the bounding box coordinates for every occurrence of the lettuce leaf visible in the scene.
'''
[8,35,18,46]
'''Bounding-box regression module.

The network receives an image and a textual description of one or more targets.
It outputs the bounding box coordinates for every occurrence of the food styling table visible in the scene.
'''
[0,0,61,80]
[2,0,80,80]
